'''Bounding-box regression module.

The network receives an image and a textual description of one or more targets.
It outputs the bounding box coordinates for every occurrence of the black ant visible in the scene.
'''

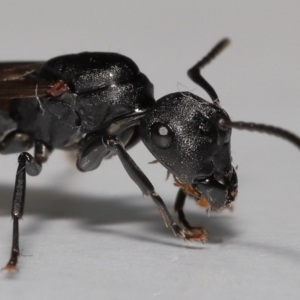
[0,39,299,270]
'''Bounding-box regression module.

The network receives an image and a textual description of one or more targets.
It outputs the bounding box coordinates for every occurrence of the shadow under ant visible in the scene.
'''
[0,184,238,248]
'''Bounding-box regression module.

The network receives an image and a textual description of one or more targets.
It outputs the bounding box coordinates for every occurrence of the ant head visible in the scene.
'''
[140,38,299,211]
[140,92,238,211]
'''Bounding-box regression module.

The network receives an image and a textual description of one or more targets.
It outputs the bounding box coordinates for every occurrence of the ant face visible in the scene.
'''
[140,92,238,210]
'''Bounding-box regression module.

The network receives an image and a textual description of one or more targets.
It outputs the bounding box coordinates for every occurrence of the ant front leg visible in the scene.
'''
[2,138,51,271]
[174,188,208,241]
[104,136,207,243]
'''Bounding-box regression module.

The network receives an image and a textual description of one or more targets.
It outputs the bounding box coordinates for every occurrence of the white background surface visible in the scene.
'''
[1,1,300,299]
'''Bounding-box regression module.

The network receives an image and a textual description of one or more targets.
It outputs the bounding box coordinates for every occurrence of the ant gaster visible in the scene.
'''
[0,39,299,270]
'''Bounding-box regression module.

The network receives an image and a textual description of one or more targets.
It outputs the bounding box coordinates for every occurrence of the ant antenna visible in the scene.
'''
[188,38,230,104]
[218,118,300,149]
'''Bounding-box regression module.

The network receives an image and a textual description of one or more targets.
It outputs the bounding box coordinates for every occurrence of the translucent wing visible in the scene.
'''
[0,62,50,101]
[0,62,43,80]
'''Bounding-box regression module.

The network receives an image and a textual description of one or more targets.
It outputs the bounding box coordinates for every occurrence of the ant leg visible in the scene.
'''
[121,126,141,151]
[187,38,230,104]
[0,131,33,154]
[104,136,206,242]
[76,130,110,172]
[174,188,190,228]
[174,188,208,241]
[2,141,51,271]
[77,125,141,172]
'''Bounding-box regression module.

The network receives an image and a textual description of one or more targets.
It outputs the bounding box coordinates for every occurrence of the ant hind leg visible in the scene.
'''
[2,140,51,271]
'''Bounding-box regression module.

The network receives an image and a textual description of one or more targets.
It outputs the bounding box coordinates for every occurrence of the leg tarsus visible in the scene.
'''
[170,223,207,243]
[2,219,19,272]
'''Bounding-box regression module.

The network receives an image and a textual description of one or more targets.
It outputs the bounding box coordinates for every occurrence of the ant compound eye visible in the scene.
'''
[151,122,173,149]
